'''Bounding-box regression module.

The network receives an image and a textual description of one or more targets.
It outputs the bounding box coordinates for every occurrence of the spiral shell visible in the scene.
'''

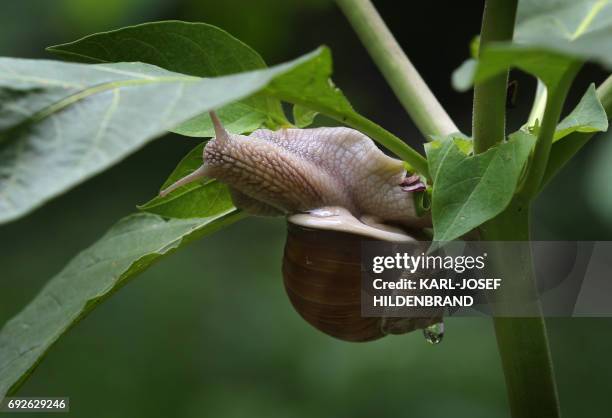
[282,221,440,342]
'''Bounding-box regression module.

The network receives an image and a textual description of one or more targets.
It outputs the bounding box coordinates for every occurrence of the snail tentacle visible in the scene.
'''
[159,165,211,197]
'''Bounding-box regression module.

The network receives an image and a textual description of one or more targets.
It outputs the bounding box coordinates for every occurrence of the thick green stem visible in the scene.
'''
[482,68,578,417]
[335,0,458,138]
[481,202,561,418]
[472,0,518,154]
[494,317,560,418]
[473,2,561,417]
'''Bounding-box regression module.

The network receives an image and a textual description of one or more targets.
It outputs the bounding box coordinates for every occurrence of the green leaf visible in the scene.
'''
[425,135,473,184]
[264,48,354,117]
[427,132,536,241]
[47,21,289,136]
[554,83,608,141]
[424,141,445,183]
[454,47,578,91]
[53,23,428,175]
[453,0,612,90]
[452,59,478,91]
[514,0,612,67]
[138,143,235,218]
[292,104,318,128]
[175,103,276,137]
[0,210,244,398]
[0,48,324,224]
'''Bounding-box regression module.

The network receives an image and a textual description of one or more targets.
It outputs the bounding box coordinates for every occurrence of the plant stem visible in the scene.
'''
[480,201,561,418]
[494,317,560,418]
[519,62,581,199]
[335,0,458,138]
[473,2,561,417]
[482,69,578,418]
[472,0,518,154]
[542,74,612,186]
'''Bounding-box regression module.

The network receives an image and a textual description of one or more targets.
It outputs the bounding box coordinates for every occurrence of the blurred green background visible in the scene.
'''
[1,1,611,417]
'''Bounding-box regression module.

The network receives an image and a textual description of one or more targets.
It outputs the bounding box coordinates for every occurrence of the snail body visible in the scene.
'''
[161,113,438,341]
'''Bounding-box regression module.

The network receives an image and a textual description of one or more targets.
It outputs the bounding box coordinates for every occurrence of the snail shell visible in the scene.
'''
[283,209,440,342]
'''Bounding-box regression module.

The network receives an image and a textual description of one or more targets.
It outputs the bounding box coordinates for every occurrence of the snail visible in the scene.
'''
[160,112,441,342]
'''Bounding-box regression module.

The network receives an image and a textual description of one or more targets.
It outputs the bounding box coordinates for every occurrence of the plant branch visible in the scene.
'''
[519,62,582,199]
[335,0,458,138]
[543,74,612,186]
[472,0,518,154]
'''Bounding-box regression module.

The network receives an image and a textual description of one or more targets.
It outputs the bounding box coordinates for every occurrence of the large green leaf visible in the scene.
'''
[453,0,612,90]
[51,22,428,175]
[514,0,612,67]
[427,132,536,242]
[138,143,235,218]
[0,48,323,224]
[0,210,244,398]
[48,21,289,136]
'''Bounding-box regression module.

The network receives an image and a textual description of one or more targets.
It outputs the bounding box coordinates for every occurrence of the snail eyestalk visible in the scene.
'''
[209,110,230,142]
[159,165,209,197]
[159,111,224,197]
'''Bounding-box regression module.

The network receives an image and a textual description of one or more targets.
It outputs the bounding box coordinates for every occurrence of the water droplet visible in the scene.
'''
[423,322,444,345]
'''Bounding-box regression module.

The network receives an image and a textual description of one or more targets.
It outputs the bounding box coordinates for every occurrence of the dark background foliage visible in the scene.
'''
[1,1,610,417]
